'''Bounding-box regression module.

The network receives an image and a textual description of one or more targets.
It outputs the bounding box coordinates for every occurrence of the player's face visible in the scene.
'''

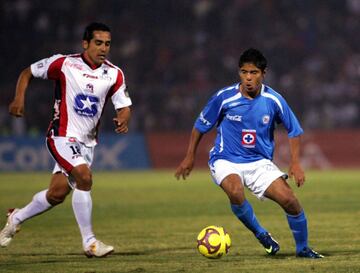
[238,63,265,95]
[82,30,111,66]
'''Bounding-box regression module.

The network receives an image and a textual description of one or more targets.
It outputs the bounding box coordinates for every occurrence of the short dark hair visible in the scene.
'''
[83,22,111,42]
[238,48,267,72]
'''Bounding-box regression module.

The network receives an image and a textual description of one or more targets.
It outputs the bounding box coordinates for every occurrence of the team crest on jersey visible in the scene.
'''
[242,129,256,148]
[85,83,94,93]
[74,94,99,117]
[262,115,270,124]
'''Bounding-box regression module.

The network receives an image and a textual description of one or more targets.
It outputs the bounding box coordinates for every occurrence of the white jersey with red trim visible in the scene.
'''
[30,54,132,146]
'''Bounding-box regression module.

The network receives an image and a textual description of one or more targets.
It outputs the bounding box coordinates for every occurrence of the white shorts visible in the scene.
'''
[209,159,287,200]
[46,136,94,188]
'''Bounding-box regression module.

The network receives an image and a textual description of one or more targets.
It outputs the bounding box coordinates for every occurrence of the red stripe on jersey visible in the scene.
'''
[46,57,68,137]
[47,56,66,80]
[46,136,73,172]
[58,71,68,136]
[108,69,124,97]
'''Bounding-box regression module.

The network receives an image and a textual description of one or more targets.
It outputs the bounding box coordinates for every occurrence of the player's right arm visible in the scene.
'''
[175,127,204,180]
[9,54,64,118]
[175,91,223,180]
[9,67,33,117]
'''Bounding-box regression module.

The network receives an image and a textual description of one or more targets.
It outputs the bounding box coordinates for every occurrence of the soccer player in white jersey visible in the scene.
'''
[175,48,323,258]
[0,22,131,258]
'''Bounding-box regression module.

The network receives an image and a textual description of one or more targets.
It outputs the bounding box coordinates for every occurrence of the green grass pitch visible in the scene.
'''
[0,170,359,273]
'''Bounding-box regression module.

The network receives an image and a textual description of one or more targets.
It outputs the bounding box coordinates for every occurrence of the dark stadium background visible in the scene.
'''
[0,0,359,170]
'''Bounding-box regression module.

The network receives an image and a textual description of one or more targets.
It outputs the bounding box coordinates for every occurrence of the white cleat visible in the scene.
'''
[0,208,21,247]
[84,240,114,258]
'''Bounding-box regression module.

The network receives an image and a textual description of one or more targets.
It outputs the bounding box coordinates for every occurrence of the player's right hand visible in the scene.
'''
[175,157,194,180]
[9,99,25,117]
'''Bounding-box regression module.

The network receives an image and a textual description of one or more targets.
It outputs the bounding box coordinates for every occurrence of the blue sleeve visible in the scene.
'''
[276,96,304,137]
[194,93,222,134]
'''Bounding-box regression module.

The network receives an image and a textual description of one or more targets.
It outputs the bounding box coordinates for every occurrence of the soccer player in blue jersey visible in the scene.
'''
[175,48,323,258]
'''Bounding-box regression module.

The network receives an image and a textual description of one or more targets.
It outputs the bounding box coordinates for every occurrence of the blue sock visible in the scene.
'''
[287,210,308,253]
[231,200,267,238]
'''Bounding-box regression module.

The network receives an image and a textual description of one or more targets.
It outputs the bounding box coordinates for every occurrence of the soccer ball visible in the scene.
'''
[196,225,231,259]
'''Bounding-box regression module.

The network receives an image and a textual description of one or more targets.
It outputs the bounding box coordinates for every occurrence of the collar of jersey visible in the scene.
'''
[81,53,102,70]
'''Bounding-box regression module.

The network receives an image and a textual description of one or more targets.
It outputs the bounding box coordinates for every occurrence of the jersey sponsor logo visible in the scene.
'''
[242,129,256,148]
[83,73,98,79]
[74,94,99,117]
[262,115,270,124]
[226,114,242,122]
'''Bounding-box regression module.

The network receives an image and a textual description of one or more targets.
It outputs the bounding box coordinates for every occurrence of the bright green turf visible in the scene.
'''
[0,170,359,273]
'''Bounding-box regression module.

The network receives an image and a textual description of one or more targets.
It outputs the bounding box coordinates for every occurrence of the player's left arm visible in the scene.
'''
[113,107,131,134]
[110,69,131,134]
[275,94,305,187]
[288,136,305,187]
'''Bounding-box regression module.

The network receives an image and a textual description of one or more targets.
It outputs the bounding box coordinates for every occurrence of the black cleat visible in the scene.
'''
[257,232,280,255]
[296,247,324,259]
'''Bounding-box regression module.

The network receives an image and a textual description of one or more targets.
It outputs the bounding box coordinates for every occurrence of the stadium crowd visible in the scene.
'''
[1,0,359,135]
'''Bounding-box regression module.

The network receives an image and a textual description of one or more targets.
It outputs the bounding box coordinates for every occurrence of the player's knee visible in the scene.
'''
[225,185,245,204]
[46,189,69,206]
[282,195,302,215]
[75,172,93,190]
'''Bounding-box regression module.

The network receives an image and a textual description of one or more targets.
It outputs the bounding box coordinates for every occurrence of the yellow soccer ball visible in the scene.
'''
[196,225,231,259]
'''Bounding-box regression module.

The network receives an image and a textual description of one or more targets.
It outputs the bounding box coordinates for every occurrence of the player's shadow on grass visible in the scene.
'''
[232,251,295,260]
[113,246,192,256]
[260,249,360,259]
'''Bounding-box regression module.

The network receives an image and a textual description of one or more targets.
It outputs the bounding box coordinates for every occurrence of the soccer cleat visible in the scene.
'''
[84,240,114,258]
[296,247,324,259]
[257,232,280,255]
[0,208,21,247]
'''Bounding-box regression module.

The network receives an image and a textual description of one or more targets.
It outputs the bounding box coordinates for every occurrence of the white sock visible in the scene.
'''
[72,189,96,248]
[13,190,52,225]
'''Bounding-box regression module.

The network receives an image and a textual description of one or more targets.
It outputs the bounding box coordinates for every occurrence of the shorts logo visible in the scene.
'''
[262,115,270,124]
[242,129,256,148]
[74,94,99,117]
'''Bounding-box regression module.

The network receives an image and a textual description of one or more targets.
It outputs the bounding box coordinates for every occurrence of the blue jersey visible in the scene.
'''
[194,83,303,164]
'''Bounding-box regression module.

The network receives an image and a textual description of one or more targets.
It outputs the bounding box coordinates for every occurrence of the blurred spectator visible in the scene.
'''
[1,0,359,134]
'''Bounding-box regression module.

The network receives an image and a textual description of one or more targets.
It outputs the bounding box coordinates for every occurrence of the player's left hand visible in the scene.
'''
[113,117,129,134]
[288,162,305,187]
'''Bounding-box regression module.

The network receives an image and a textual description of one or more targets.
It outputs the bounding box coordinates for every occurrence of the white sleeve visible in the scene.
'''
[111,71,132,109]
[30,54,64,79]
[111,84,132,109]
